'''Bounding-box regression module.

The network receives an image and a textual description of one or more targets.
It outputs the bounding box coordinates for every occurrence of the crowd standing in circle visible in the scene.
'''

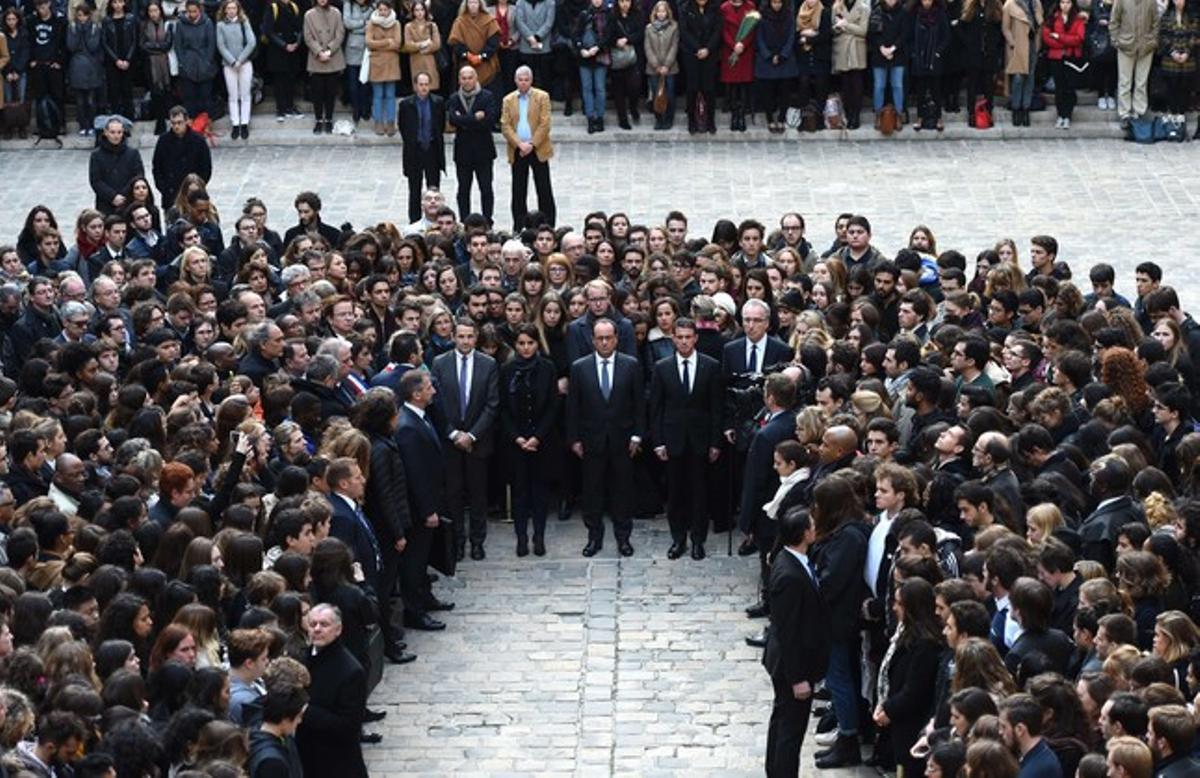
[2,0,1200,143]
[4,162,1200,777]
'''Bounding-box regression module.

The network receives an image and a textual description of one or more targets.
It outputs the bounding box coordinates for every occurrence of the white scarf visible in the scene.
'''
[764,469,807,520]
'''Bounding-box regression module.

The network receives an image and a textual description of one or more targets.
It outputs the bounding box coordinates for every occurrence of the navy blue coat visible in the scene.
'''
[328,493,381,592]
[395,405,445,522]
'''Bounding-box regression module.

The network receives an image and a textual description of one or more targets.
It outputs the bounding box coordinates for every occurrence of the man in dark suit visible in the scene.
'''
[296,604,368,778]
[566,318,645,558]
[325,458,382,593]
[430,317,499,560]
[446,65,499,223]
[740,373,798,621]
[237,321,284,389]
[398,72,446,224]
[565,279,637,363]
[649,318,724,560]
[1080,455,1145,573]
[763,507,829,778]
[720,298,792,553]
[395,370,451,631]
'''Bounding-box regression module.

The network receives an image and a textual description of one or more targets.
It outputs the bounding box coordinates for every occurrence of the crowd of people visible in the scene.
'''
[1,140,1200,777]
[2,0,1199,142]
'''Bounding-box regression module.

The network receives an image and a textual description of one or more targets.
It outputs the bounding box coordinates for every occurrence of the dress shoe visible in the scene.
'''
[667,542,686,560]
[617,540,634,557]
[404,614,446,631]
[324,120,333,134]
[385,648,417,664]
[582,540,602,557]
[745,601,770,619]
[360,732,383,744]
[558,499,573,521]
[427,572,439,583]
[313,121,322,134]
[516,537,529,557]
[814,735,862,769]
[691,543,706,560]
[533,535,546,556]
[364,709,387,722]
[745,631,767,648]
[242,124,250,139]
[618,117,632,130]
[428,599,455,612]
[470,544,485,561]
[455,545,465,562]
[564,101,574,116]
[737,538,758,556]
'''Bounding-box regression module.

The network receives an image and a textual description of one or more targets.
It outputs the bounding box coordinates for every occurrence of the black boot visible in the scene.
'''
[587,117,596,134]
[618,113,632,130]
[730,108,739,131]
[516,536,529,557]
[814,735,862,769]
[533,534,546,556]
[687,111,698,134]
[564,99,574,117]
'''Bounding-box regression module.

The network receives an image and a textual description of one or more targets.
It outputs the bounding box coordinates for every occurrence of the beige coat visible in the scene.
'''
[403,19,442,88]
[1110,0,1159,56]
[366,17,403,82]
[643,20,679,75]
[304,5,347,73]
[0,36,8,109]
[500,86,554,162]
[1002,0,1044,74]
[831,0,868,73]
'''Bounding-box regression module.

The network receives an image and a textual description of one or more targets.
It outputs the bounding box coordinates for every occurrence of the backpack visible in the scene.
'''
[973,96,993,129]
[1162,114,1188,142]
[878,104,898,135]
[823,93,845,130]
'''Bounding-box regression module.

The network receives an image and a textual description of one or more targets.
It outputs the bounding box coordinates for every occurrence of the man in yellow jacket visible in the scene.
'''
[500,65,557,232]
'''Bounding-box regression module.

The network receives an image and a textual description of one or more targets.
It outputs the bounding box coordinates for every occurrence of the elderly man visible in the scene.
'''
[47,454,87,515]
[296,603,369,778]
[405,188,445,236]
[89,117,144,214]
[501,65,556,232]
[238,322,285,389]
[447,66,499,223]
[566,279,637,362]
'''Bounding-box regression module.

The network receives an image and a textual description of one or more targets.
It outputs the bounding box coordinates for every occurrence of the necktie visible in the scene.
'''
[748,342,758,373]
[600,359,611,400]
[418,98,430,147]
[459,354,470,413]
[353,502,381,570]
[681,358,690,394]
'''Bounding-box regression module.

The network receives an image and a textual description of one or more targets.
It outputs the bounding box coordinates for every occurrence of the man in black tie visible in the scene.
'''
[394,370,452,631]
[398,72,446,224]
[325,458,382,593]
[762,507,830,778]
[649,318,724,560]
[430,318,499,561]
[566,319,645,558]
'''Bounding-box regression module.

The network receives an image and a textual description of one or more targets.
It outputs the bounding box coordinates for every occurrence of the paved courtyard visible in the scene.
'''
[2,139,1199,775]
[2,139,1200,307]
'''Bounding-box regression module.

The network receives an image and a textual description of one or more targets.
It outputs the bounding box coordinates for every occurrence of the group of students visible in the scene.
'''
[5,156,1200,777]
[3,0,1200,143]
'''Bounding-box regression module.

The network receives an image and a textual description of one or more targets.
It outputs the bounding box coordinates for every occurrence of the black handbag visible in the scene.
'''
[430,519,457,577]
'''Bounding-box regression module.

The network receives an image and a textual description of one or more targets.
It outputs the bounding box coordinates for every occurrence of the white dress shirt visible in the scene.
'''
[745,335,767,373]
[676,352,695,392]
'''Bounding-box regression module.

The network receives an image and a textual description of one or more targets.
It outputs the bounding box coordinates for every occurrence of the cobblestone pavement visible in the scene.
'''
[3,139,1200,307]
[361,515,875,778]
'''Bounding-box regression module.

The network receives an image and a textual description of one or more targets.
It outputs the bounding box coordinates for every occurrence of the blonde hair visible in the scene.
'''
[650,0,674,20]
[1025,503,1064,544]
[1142,492,1178,532]
[1103,644,1142,687]
[850,390,892,422]
[220,0,247,21]
[1153,610,1200,663]
[1106,736,1153,778]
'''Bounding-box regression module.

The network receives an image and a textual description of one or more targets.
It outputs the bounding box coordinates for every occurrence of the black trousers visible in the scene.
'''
[510,448,548,540]
[28,64,65,132]
[399,521,434,619]
[964,66,994,111]
[683,55,718,119]
[581,447,633,544]
[765,676,813,778]
[107,65,134,118]
[510,154,555,231]
[376,545,403,644]
[310,71,340,120]
[178,77,211,118]
[1164,71,1193,115]
[798,72,828,109]
[444,446,489,548]
[757,78,790,121]
[455,159,494,222]
[838,69,864,122]
[665,449,709,545]
[274,73,297,114]
[610,65,641,121]
[406,153,442,222]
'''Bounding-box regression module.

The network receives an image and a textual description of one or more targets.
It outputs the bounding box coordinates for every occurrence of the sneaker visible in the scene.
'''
[1063,117,1071,129]
[1055,117,1064,129]
[276,114,286,122]
[814,729,839,747]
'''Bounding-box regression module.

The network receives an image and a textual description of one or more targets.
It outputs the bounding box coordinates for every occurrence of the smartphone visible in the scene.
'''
[230,431,241,447]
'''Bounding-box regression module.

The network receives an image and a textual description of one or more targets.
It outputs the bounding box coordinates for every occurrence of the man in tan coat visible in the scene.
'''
[500,65,556,232]
[1110,0,1159,124]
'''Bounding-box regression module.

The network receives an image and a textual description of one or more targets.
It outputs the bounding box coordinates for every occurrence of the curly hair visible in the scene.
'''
[1101,348,1151,416]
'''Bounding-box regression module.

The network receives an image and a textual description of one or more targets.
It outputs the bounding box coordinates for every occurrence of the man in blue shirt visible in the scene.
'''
[500,65,556,232]
[1000,694,1063,778]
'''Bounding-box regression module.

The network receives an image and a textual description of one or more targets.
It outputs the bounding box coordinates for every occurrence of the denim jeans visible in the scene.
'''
[872,65,905,111]
[825,639,860,736]
[1010,73,1035,109]
[3,74,26,104]
[579,64,607,119]
[372,80,396,123]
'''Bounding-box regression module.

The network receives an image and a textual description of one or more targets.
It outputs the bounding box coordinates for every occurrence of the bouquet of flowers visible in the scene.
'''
[728,10,761,66]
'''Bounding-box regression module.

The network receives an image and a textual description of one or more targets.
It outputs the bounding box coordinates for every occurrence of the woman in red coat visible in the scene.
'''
[1041,0,1086,128]
[719,0,757,130]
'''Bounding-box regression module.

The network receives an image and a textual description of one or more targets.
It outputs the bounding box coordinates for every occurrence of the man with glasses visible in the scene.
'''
[405,189,445,236]
[218,216,270,282]
[151,105,212,206]
[566,279,636,363]
[56,302,93,345]
[950,336,994,397]
[768,212,813,262]
[126,206,165,262]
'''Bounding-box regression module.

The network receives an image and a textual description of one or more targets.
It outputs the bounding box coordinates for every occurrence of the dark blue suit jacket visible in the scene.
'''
[328,493,381,592]
[395,406,445,522]
[739,409,797,534]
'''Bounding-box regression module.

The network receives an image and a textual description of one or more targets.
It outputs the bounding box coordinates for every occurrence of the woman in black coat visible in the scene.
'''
[908,0,950,129]
[500,324,561,556]
[956,0,1002,120]
[309,537,379,679]
[679,0,721,133]
[873,577,944,778]
[262,0,305,117]
[795,0,833,113]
